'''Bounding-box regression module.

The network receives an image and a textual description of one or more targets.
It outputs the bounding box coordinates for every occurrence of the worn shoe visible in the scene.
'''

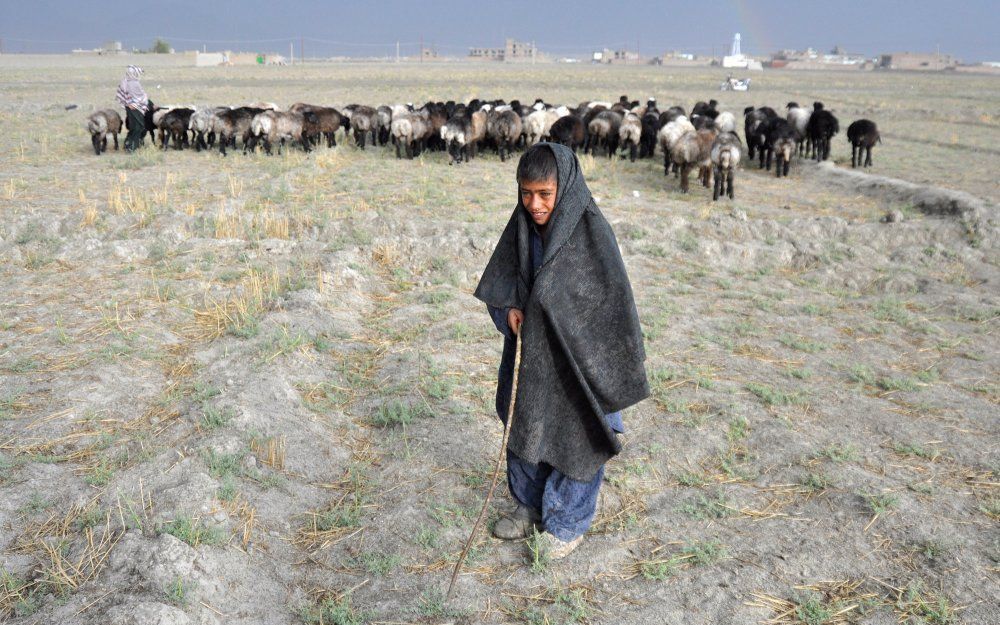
[535,531,584,560]
[493,504,542,540]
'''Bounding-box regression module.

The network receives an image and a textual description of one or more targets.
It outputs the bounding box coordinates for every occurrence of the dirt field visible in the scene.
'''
[0,60,997,625]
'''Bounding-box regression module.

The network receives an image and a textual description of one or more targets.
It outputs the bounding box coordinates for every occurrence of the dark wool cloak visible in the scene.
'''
[474,142,649,481]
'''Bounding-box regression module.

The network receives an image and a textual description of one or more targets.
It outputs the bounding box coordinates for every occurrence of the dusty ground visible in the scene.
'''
[0,61,997,625]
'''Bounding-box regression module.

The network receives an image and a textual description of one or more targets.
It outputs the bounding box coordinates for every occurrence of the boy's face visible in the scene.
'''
[519,177,557,226]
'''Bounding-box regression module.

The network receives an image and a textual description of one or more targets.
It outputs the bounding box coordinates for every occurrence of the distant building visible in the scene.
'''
[592,48,639,64]
[72,40,125,56]
[878,52,959,71]
[469,39,538,62]
[768,45,871,70]
[722,33,763,71]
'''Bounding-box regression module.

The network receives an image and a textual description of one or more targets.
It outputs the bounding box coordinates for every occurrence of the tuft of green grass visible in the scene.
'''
[217,476,238,502]
[727,415,749,442]
[369,400,430,427]
[19,492,51,516]
[860,491,899,516]
[876,375,920,392]
[746,382,805,406]
[848,364,877,385]
[316,499,363,531]
[895,581,955,625]
[204,449,243,479]
[349,551,400,577]
[979,495,1000,519]
[200,405,234,430]
[800,472,833,492]
[416,589,467,619]
[554,588,590,623]
[639,558,677,580]
[892,442,941,461]
[679,491,735,519]
[527,529,550,574]
[299,596,371,625]
[160,515,226,548]
[793,592,840,625]
[785,366,813,380]
[916,539,949,561]
[813,443,860,463]
[0,390,27,420]
[415,526,439,551]
[675,470,709,487]
[779,334,828,353]
[165,576,193,606]
[1,568,43,617]
[680,539,727,565]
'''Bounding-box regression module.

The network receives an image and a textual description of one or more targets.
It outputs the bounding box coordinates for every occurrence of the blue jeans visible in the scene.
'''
[506,449,604,541]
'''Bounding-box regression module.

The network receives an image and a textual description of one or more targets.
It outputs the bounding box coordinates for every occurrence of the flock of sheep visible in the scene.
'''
[85,95,881,201]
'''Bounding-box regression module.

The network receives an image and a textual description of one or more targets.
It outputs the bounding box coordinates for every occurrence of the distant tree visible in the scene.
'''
[151,38,171,54]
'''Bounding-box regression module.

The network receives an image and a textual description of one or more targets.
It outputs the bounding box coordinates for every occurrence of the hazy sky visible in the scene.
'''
[2,0,998,62]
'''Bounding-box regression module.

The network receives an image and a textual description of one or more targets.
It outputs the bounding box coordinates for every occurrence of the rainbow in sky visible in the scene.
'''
[730,0,772,55]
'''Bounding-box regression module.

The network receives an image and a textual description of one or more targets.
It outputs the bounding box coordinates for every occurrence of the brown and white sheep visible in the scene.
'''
[248,110,312,155]
[86,109,123,155]
[670,128,717,193]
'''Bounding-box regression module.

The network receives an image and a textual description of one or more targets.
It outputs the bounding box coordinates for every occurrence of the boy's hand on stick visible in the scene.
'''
[508,308,524,335]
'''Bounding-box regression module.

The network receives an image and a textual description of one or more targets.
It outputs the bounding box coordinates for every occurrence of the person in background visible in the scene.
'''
[117,65,148,152]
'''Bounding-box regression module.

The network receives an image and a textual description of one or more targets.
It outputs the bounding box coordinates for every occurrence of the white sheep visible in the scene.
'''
[618,112,642,162]
[710,132,742,200]
[713,111,737,134]
[786,103,812,156]
[657,116,695,175]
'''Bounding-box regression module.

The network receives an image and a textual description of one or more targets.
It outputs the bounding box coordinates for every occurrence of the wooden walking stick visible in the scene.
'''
[446,330,522,602]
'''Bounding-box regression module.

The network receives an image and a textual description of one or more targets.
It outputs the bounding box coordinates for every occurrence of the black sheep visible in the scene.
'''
[807,109,839,161]
[639,111,661,159]
[847,119,881,168]
[159,108,194,150]
[762,118,797,177]
[744,106,777,162]
[549,115,586,152]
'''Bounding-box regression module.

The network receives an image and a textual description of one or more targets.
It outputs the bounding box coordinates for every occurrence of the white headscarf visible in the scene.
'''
[117,65,148,111]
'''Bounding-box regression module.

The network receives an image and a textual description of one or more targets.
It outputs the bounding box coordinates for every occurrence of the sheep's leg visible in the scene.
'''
[663,152,670,176]
[851,143,856,168]
[395,140,402,159]
[113,133,119,151]
[680,163,690,193]
[865,146,873,167]
[728,171,735,199]
[92,134,101,156]
[630,143,637,163]
[712,166,721,201]
[783,159,790,177]
[219,134,228,156]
